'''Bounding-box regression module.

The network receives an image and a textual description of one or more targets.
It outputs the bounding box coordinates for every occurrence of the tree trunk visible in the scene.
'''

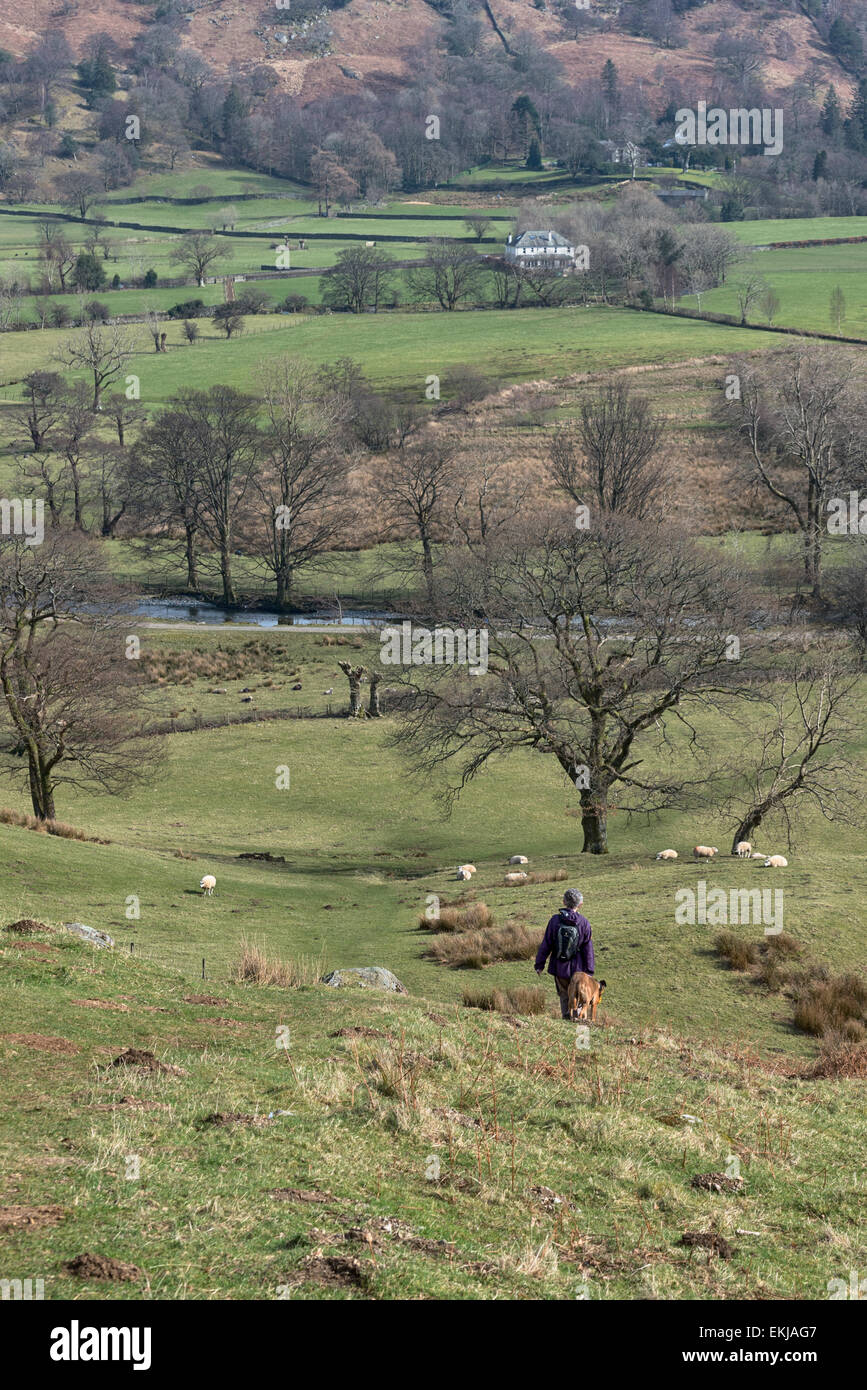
[338,661,365,717]
[219,544,235,606]
[580,791,609,854]
[29,757,56,821]
[185,525,199,591]
[368,671,382,717]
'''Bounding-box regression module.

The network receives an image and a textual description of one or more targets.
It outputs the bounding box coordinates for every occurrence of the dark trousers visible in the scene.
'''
[554,975,572,1019]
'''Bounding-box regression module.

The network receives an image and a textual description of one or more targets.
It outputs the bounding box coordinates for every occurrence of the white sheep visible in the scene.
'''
[692,846,719,860]
[504,871,528,885]
[655,849,678,861]
[200,875,216,896]
[456,864,476,880]
[509,855,529,865]
[763,855,788,868]
[750,851,766,860]
[734,841,752,858]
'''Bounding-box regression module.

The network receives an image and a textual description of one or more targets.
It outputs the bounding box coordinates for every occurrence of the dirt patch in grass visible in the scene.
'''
[0,1204,65,1231]
[199,1111,274,1128]
[73,998,130,1012]
[199,1016,247,1028]
[4,918,55,935]
[342,1219,458,1258]
[691,1172,744,1195]
[427,1012,449,1025]
[268,1187,334,1205]
[5,941,58,955]
[330,1026,385,1039]
[680,1232,733,1259]
[62,1252,142,1282]
[184,994,229,1006]
[3,1033,80,1055]
[110,1048,187,1076]
[300,1254,368,1289]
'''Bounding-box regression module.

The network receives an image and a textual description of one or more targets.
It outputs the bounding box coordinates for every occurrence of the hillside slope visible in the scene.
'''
[0,0,855,104]
[1,930,863,1300]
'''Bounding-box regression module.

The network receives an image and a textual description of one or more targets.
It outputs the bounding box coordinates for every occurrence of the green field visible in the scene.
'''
[0,624,864,1300]
[685,242,867,337]
[0,305,793,403]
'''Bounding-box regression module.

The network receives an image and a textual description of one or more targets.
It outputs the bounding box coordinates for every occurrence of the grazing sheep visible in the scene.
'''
[734,841,752,858]
[509,855,529,865]
[455,864,476,880]
[655,849,678,861]
[504,871,528,885]
[200,875,216,896]
[763,855,788,868]
[692,846,719,860]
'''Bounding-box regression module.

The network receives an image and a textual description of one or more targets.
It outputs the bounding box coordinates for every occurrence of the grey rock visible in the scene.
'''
[64,922,114,949]
[321,966,407,994]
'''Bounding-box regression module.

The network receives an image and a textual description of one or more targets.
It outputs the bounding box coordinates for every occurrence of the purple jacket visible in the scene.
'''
[535,909,594,980]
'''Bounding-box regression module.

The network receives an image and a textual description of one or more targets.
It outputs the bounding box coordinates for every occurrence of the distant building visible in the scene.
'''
[504,229,576,271]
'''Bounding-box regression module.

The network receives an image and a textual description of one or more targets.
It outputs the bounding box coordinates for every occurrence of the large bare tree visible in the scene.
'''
[390,508,749,853]
[0,535,157,821]
[377,437,457,606]
[55,320,138,411]
[548,380,666,519]
[728,349,867,598]
[724,658,860,853]
[251,357,352,609]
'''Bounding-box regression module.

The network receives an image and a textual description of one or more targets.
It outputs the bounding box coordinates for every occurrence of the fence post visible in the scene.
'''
[202,958,206,980]
[130,941,135,955]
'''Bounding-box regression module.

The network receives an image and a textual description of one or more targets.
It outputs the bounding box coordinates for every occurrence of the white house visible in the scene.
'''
[504,229,576,270]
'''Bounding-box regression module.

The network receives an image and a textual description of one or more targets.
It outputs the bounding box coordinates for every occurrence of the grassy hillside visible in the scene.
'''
[1,931,864,1301]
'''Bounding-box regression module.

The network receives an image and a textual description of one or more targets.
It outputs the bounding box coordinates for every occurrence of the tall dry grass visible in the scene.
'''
[231,937,325,988]
[426,921,538,969]
[418,902,495,933]
[462,986,547,1016]
[0,807,108,843]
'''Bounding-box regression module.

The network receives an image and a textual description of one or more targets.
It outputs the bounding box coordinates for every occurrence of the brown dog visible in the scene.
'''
[567,972,607,1023]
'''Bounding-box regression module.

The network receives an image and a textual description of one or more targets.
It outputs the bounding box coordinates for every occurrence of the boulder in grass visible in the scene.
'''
[63,923,114,950]
[321,967,407,995]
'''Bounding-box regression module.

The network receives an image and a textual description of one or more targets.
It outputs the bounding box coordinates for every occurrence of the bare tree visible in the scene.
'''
[465,216,493,242]
[378,438,457,605]
[251,357,351,609]
[733,273,768,325]
[389,509,750,854]
[129,407,207,591]
[548,380,666,519]
[55,321,138,410]
[322,246,394,314]
[16,371,67,452]
[337,661,366,718]
[165,386,261,605]
[725,659,860,852]
[0,534,157,821]
[170,231,225,287]
[728,349,867,597]
[408,241,483,311]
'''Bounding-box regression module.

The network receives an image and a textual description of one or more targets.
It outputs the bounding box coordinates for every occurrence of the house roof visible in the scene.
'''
[511,230,572,249]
